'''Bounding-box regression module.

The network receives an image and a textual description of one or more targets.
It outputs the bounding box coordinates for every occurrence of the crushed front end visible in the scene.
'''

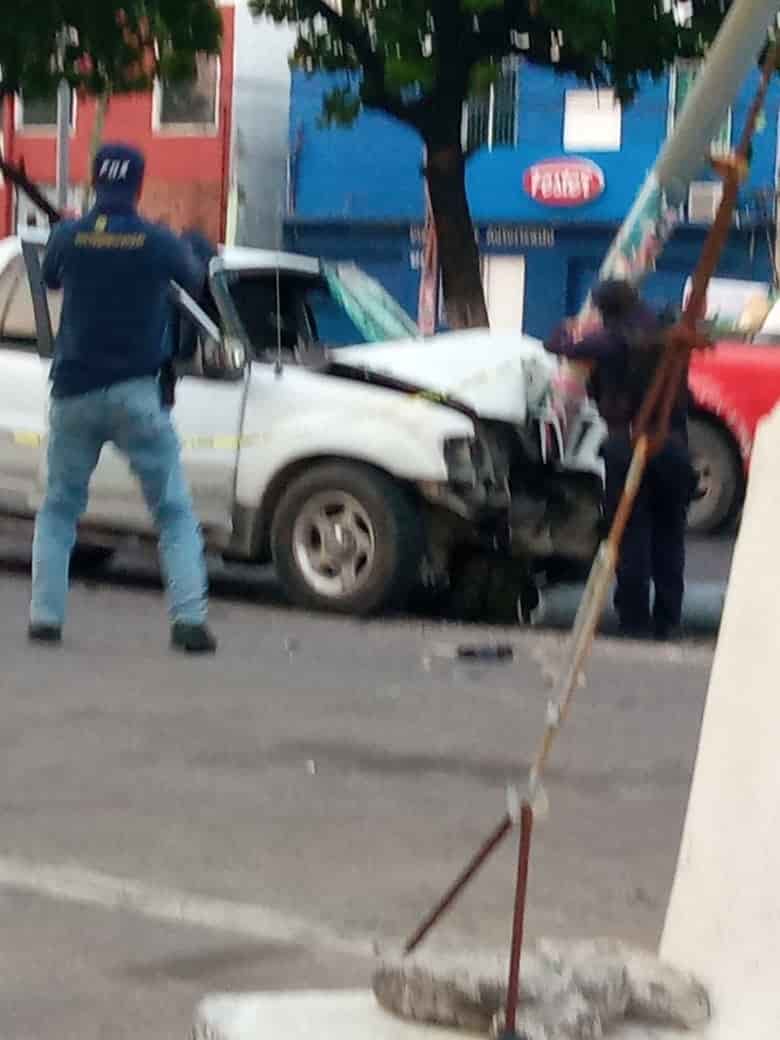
[417,395,605,600]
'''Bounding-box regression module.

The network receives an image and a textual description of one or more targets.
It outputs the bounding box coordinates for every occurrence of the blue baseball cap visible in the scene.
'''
[93,143,146,203]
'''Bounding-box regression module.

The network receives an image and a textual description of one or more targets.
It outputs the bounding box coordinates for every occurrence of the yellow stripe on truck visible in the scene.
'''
[7,431,265,450]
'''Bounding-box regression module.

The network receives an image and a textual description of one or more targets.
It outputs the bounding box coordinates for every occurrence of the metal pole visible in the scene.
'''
[403,814,513,955]
[657,0,780,203]
[582,0,780,301]
[55,29,71,213]
[499,802,534,1040]
[2,95,15,235]
[397,6,780,968]
[55,78,70,212]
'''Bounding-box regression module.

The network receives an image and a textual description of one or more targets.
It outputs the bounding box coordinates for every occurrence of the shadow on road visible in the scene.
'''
[0,524,736,629]
[0,524,290,611]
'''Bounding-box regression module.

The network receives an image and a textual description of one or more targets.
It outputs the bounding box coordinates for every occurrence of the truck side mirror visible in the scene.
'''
[201,334,246,381]
[170,280,246,381]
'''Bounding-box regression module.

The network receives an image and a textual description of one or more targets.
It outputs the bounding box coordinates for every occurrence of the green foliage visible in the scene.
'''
[0,1,222,99]
[250,0,737,133]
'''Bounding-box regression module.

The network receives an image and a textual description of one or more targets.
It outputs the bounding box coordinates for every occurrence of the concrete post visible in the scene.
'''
[660,404,780,1038]
[580,0,780,304]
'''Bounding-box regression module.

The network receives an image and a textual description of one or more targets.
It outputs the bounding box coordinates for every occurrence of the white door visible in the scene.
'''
[482,254,526,332]
[0,251,52,514]
[82,373,246,538]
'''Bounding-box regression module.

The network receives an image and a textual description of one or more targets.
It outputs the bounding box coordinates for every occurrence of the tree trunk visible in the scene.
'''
[425,143,489,330]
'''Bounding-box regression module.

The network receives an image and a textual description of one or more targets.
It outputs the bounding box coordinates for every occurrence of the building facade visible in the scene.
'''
[284,62,780,339]
[0,2,236,244]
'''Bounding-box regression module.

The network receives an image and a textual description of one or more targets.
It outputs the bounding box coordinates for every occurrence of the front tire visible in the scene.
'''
[687,417,742,535]
[270,462,424,615]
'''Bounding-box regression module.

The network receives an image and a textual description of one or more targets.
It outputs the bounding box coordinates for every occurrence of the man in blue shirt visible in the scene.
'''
[547,280,696,640]
[29,143,217,653]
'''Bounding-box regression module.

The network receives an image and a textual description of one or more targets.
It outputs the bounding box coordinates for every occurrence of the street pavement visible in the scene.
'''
[0,527,734,1040]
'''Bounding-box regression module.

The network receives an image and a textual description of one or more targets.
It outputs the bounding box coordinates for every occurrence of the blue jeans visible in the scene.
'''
[31,377,208,628]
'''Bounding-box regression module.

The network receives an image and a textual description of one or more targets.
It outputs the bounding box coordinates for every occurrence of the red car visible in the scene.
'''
[688,335,780,533]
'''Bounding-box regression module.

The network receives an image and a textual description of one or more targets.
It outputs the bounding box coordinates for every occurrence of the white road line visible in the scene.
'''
[0,855,376,959]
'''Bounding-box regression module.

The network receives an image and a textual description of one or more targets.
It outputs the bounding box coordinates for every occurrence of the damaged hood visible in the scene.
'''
[334,329,557,424]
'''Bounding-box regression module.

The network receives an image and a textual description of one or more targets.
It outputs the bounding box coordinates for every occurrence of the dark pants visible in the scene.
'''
[603,431,694,637]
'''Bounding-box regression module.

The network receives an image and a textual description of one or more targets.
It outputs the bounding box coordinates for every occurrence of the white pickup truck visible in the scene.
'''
[0,233,605,618]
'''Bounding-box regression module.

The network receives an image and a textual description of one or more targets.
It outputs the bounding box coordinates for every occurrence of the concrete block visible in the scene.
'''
[374,943,707,1038]
[537,941,708,1031]
[191,989,702,1040]
[659,402,780,1037]
[192,990,468,1040]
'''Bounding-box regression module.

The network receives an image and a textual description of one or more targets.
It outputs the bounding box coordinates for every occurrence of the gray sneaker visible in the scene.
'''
[171,622,217,654]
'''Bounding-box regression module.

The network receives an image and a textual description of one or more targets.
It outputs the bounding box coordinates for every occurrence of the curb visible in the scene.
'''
[529,580,725,636]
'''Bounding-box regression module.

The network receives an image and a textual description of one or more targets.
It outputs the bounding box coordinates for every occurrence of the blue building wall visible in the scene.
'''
[286,64,780,338]
[286,222,772,340]
[289,72,425,220]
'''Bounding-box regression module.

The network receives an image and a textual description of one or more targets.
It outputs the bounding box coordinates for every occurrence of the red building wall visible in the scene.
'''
[0,4,234,243]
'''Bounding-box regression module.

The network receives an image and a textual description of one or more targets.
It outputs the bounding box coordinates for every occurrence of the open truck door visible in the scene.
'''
[0,236,53,515]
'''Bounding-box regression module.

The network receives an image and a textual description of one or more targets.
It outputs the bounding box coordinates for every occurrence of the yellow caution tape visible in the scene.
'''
[12,432,43,447]
[8,431,266,450]
[180,433,267,450]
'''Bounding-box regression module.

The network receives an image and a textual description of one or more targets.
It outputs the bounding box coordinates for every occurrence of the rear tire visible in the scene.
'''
[687,417,742,535]
[271,462,424,615]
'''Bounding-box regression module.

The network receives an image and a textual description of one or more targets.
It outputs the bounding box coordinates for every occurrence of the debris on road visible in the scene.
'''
[456,644,514,662]
[422,642,517,669]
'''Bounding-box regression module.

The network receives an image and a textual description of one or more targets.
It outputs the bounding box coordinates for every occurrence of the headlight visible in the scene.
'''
[444,437,478,485]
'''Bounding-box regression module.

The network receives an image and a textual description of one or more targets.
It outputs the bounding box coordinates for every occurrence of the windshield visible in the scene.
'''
[322,262,420,344]
[225,263,421,358]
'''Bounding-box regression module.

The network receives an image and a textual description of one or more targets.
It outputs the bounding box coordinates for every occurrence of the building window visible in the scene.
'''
[670,60,731,155]
[463,61,519,152]
[481,254,526,332]
[563,89,622,152]
[155,53,220,132]
[17,89,76,132]
[688,180,724,224]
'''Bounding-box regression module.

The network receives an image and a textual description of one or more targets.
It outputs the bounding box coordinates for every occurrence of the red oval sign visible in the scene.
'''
[523,158,605,208]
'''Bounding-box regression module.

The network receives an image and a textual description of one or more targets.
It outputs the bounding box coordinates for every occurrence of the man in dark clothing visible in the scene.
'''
[547,280,695,640]
[29,143,217,653]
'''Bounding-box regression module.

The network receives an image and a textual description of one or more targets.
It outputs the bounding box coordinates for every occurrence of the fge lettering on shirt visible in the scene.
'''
[74,231,147,249]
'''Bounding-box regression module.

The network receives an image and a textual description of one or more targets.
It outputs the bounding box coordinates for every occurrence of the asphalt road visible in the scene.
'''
[0,528,735,1040]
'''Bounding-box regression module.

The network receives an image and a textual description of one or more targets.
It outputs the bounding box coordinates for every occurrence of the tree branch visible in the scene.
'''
[305,2,394,111]
[467,0,549,63]
[304,0,427,126]
[468,3,608,83]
